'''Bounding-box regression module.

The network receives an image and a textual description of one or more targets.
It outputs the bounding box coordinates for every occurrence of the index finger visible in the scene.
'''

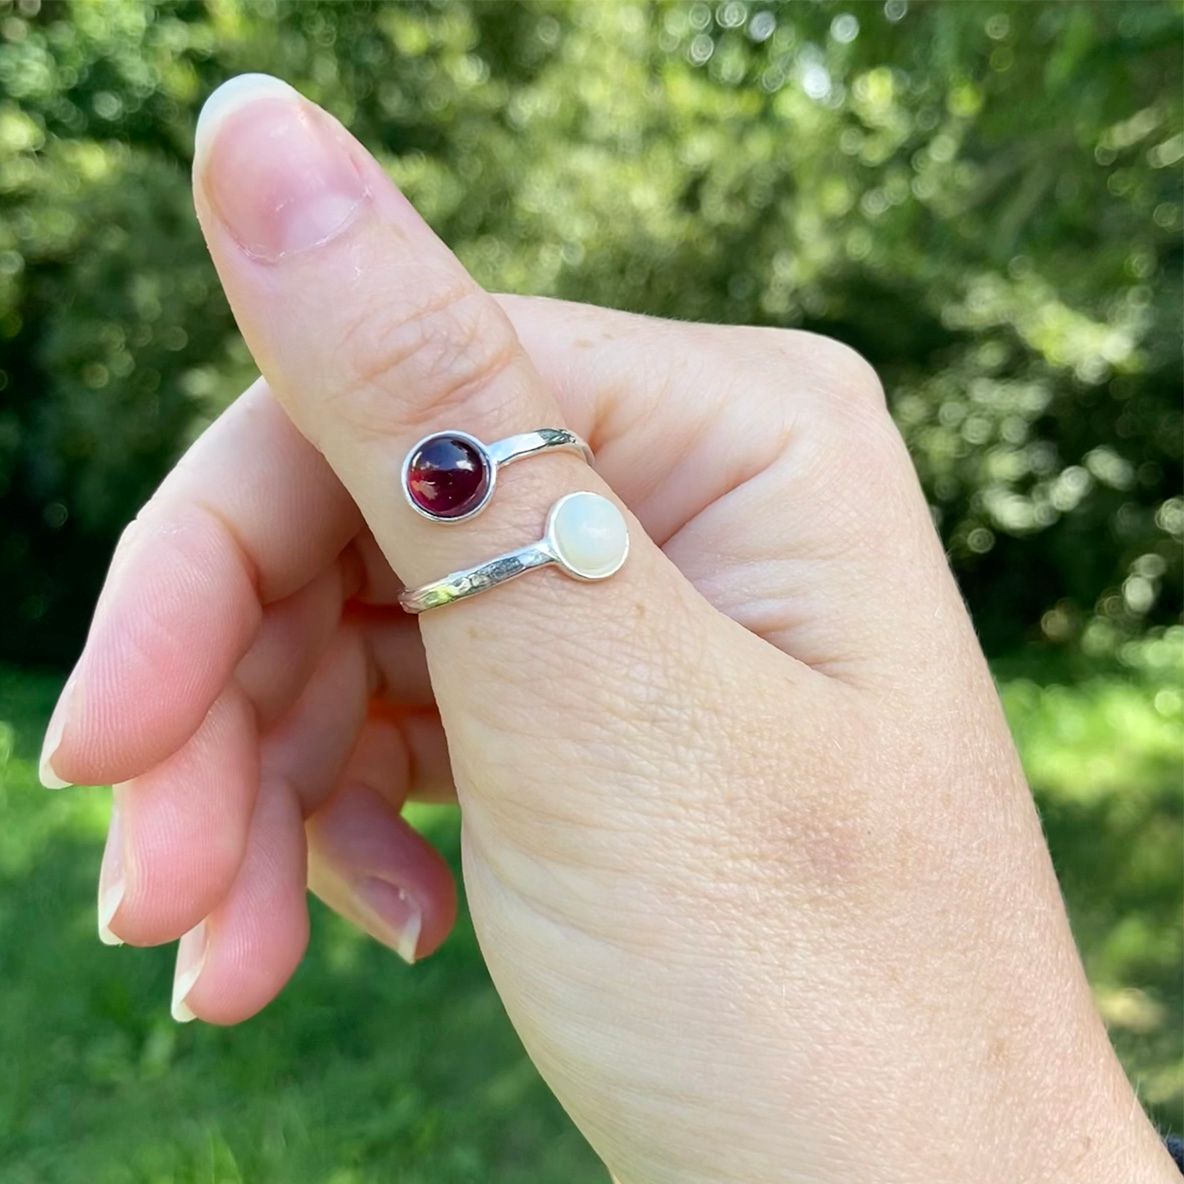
[40,379,359,787]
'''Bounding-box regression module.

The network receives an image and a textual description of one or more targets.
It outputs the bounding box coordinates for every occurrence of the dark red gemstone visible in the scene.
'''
[405,434,490,519]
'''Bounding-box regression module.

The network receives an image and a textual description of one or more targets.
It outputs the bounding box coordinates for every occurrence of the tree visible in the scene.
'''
[1,0,1179,664]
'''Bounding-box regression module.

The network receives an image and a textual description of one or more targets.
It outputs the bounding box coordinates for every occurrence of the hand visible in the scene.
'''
[41,75,1174,1184]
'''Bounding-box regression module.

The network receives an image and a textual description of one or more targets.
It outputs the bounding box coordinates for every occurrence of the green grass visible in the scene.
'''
[0,668,600,1184]
[997,633,1184,1124]
[1,642,1181,1181]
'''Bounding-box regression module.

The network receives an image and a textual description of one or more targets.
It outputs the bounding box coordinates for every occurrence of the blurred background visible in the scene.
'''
[0,0,1180,1179]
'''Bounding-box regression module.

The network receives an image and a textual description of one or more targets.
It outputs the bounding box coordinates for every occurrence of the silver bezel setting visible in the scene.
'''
[400,429,496,525]
[543,492,630,582]
[397,490,629,613]
[400,427,595,526]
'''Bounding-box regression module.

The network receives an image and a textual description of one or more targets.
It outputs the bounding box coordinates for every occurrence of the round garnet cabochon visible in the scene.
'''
[404,433,491,520]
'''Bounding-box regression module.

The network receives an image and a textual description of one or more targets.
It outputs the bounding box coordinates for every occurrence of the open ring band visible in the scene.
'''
[398,491,629,614]
[402,428,593,523]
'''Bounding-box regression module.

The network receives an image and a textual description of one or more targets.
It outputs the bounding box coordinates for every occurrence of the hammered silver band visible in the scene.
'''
[398,544,555,613]
[487,428,592,469]
[399,491,629,614]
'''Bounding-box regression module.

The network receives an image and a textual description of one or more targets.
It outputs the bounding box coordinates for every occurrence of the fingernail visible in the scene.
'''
[39,670,78,789]
[195,72,367,261]
[354,878,423,965]
[171,921,208,1023]
[97,795,126,946]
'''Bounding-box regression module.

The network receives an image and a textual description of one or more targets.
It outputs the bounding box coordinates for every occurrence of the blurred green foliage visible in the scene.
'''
[1,649,1180,1180]
[0,667,602,1184]
[0,0,1181,663]
[0,1,1181,1177]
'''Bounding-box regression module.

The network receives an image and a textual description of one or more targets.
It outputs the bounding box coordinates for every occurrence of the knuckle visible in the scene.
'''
[331,286,520,434]
[783,332,903,459]
[809,335,887,411]
[743,326,906,470]
[751,326,887,412]
[733,329,921,524]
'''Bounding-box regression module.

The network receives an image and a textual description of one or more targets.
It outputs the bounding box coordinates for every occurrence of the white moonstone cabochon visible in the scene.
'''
[548,492,629,580]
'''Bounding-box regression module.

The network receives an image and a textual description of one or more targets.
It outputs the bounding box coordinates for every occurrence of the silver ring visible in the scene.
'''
[401,428,593,524]
[399,491,629,614]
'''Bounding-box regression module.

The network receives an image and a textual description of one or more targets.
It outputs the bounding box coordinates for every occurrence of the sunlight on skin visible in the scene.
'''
[33,73,1178,1184]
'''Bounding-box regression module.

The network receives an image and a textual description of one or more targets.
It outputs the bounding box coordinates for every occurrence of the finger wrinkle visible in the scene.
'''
[191,495,263,600]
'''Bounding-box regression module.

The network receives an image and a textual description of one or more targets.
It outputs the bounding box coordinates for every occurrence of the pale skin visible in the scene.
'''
[40,75,1174,1183]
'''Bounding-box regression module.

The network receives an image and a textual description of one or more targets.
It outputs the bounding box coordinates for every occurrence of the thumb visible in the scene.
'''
[190,72,727,762]
[191,72,796,1159]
